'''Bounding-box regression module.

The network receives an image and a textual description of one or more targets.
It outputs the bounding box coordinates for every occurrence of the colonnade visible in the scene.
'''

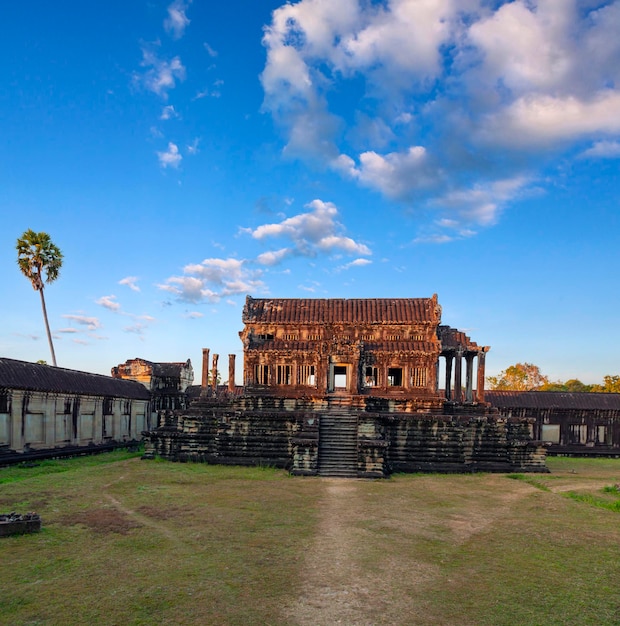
[201,348,236,393]
[438,347,488,403]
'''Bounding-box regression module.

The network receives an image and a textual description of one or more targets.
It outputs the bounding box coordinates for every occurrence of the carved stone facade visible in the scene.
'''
[112,358,194,411]
[240,296,488,403]
[145,296,547,475]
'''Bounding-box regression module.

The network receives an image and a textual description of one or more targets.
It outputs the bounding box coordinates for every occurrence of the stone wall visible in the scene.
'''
[144,395,547,476]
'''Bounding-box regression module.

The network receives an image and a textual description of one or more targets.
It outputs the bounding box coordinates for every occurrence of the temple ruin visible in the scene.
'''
[145,296,547,476]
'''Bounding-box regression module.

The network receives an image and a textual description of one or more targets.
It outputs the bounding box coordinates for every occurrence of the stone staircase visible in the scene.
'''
[318,399,359,477]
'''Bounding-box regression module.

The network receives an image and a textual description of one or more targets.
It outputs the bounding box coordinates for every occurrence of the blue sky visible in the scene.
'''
[2,0,620,384]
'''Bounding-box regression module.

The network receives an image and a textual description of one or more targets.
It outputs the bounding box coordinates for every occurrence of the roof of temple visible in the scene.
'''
[486,390,620,410]
[242,296,441,325]
[0,358,150,399]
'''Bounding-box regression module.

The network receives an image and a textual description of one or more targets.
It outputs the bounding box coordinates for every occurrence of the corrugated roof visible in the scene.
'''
[486,390,620,410]
[243,296,439,324]
[0,358,150,399]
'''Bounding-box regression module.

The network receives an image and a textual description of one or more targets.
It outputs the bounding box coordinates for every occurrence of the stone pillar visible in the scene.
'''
[476,349,487,403]
[454,349,463,403]
[444,354,453,400]
[435,359,440,392]
[212,353,219,392]
[201,348,210,389]
[465,354,474,402]
[11,391,24,451]
[228,354,236,393]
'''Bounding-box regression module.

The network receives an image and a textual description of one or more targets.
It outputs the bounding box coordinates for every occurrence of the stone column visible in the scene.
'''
[435,359,440,392]
[201,348,210,390]
[465,354,474,402]
[454,349,463,403]
[212,353,219,392]
[228,354,236,392]
[476,349,487,403]
[444,354,453,400]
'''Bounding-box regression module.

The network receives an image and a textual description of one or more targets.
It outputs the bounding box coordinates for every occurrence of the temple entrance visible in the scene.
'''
[329,364,348,392]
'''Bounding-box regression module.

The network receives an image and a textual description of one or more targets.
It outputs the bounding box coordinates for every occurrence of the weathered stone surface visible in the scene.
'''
[144,295,548,475]
[145,395,547,476]
[0,512,41,537]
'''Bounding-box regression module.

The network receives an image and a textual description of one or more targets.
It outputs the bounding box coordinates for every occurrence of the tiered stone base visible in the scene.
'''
[143,395,547,476]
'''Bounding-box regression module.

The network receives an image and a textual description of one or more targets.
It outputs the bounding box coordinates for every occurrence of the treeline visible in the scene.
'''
[487,363,620,393]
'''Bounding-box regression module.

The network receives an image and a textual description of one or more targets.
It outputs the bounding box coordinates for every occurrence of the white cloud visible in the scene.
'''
[56,328,78,334]
[123,323,148,336]
[580,140,620,159]
[160,105,179,120]
[246,199,370,261]
[187,138,200,155]
[184,311,204,319]
[157,142,182,168]
[434,176,531,226]
[204,42,218,57]
[158,257,265,303]
[137,47,185,98]
[413,234,454,245]
[338,146,440,201]
[256,248,293,266]
[96,295,121,312]
[164,0,191,39]
[62,314,101,331]
[158,276,220,303]
[119,276,140,292]
[337,258,372,271]
[478,91,620,148]
[260,0,620,235]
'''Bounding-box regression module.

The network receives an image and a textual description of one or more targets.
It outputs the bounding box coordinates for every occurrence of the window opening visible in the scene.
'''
[334,365,347,389]
[300,365,316,386]
[255,364,269,385]
[411,367,427,387]
[364,366,378,387]
[277,364,292,385]
[388,367,403,386]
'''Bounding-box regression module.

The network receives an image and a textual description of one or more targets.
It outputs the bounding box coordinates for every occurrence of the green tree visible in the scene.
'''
[16,229,63,367]
[591,375,620,393]
[538,378,593,392]
[487,362,549,391]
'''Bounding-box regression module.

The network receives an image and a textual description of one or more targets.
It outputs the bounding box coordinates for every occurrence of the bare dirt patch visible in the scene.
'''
[136,504,193,521]
[61,507,142,535]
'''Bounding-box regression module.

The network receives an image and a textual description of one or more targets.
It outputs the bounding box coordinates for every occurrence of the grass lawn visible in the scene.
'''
[1,453,619,625]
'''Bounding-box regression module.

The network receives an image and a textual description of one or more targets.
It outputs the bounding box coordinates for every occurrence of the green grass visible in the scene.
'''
[1,454,619,625]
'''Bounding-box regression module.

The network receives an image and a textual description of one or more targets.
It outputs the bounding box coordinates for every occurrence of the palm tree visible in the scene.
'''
[16,229,63,367]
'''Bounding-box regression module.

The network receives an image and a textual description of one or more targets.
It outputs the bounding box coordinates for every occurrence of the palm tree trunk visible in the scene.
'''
[39,288,57,367]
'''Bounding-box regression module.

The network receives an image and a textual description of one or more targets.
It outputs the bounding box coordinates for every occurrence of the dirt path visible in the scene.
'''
[283,479,379,626]
[283,475,538,626]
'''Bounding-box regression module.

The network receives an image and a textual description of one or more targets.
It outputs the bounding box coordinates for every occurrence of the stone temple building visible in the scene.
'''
[240,295,488,404]
[111,358,194,411]
[145,296,547,476]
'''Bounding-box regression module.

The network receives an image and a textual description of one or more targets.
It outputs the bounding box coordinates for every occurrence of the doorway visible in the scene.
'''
[329,364,348,392]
